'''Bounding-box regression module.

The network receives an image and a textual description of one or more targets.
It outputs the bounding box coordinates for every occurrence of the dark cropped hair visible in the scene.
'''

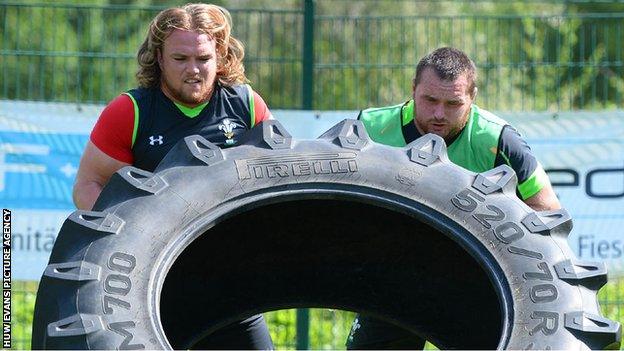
[414,47,477,95]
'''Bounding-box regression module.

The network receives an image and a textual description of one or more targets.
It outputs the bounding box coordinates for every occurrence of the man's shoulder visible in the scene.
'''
[472,105,509,127]
[219,83,251,96]
[463,105,510,150]
[125,86,158,102]
[361,101,405,115]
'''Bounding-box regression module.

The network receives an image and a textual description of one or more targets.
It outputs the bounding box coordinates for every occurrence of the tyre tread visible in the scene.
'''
[406,133,447,167]
[68,210,124,234]
[318,119,369,150]
[473,165,517,195]
[564,311,622,349]
[47,314,104,338]
[522,209,572,234]
[43,261,101,282]
[554,259,608,290]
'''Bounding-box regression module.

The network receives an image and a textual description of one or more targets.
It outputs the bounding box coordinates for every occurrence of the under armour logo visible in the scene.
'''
[149,135,163,145]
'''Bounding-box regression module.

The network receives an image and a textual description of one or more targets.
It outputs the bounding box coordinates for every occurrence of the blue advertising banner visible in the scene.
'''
[0,131,87,210]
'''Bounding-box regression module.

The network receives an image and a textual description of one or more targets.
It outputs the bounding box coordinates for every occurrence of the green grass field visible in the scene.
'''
[7,278,624,350]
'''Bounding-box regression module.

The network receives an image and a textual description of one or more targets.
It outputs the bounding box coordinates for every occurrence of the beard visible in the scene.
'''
[414,118,468,144]
[161,78,214,106]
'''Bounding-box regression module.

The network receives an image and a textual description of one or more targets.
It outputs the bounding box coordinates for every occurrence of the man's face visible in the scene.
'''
[158,29,217,107]
[413,67,475,142]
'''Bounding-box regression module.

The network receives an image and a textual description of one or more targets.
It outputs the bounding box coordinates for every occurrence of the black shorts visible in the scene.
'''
[346,314,425,350]
[191,314,274,350]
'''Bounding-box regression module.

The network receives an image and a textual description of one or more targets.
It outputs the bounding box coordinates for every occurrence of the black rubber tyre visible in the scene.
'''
[32,120,621,350]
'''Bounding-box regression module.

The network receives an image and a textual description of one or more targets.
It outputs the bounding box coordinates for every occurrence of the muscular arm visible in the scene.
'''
[495,126,561,212]
[73,141,130,210]
[523,182,561,211]
[73,94,136,210]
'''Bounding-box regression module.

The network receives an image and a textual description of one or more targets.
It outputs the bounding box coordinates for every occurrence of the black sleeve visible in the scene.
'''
[494,125,539,184]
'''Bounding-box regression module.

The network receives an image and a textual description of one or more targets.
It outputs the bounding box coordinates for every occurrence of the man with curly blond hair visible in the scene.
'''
[73,4,274,349]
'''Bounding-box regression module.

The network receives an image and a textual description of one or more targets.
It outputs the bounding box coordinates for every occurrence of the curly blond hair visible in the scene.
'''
[136,3,247,88]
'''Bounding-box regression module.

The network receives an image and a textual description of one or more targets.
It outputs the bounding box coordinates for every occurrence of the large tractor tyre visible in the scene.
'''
[32,119,620,350]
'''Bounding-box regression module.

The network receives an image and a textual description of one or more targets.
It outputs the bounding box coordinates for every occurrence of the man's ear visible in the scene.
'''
[471,86,478,100]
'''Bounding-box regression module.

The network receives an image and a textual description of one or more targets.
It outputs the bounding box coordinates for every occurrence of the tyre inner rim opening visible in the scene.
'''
[160,198,505,349]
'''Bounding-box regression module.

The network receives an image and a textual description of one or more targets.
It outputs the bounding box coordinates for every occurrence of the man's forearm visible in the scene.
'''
[73,181,104,210]
[523,184,561,212]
